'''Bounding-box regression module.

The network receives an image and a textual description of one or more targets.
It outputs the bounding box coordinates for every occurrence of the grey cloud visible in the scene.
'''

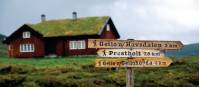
[0,0,198,44]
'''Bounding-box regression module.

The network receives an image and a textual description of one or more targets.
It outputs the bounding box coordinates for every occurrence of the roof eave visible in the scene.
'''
[97,17,110,35]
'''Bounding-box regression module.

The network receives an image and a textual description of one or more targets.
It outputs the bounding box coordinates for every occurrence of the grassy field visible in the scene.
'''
[0,56,95,68]
[0,56,198,87]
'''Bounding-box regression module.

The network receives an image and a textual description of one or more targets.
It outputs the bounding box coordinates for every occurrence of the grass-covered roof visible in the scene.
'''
[28,16,109,37]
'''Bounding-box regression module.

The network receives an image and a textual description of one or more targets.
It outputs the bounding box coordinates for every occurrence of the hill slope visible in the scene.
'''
[166,43,199,57]
[0,33,6,41]
[0,34,7,56]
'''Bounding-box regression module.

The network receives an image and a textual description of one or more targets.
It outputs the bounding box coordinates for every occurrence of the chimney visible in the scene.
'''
[72,11,77,20]
[41,14,46,22]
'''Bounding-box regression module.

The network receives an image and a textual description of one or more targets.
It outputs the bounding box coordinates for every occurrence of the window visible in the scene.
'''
[69,41,76,49]
[8,45,11,50]
[20,44,34,52]
[106,24,110,31]
[69,40,85,49]
[22,31,30,38]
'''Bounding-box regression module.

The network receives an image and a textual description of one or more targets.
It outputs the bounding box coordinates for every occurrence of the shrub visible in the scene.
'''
[0,65,34,74]
[22,81,40,87]
[0,74,26,87]
[36,76,67,87]
[81,64,95,72]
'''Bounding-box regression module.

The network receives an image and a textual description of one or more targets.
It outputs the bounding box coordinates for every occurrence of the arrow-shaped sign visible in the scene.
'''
[88,39,183,50]
[97,49,165,58]
[96,57,172,67]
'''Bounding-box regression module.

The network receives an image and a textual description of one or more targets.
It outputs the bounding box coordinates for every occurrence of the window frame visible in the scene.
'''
[79,40,85,49]
[70,41,76,49]
[8,45,11,50]
[22,31,31,38]
[69,40,85,50]
[106,24,110,31]
[19,44,35,52]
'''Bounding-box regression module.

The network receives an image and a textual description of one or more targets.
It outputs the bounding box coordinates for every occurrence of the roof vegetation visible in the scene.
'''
[28,16,109,37]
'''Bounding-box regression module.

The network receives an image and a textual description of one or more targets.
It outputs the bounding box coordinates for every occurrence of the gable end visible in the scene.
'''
[98,17,120,39]
[3,24,43,44]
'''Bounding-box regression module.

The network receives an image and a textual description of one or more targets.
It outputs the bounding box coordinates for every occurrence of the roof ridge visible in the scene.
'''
[28,16,110,37]
[35,16,110,24]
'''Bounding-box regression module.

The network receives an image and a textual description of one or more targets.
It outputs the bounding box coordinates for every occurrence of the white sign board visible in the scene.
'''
[97,49,165,58]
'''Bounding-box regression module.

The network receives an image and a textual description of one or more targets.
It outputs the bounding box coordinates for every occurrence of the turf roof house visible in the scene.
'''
[3,13,120,58]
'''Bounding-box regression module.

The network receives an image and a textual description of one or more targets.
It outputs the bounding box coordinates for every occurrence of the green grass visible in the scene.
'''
[0,56,95,68]
[0,56,198,87]
[29,16,109,37]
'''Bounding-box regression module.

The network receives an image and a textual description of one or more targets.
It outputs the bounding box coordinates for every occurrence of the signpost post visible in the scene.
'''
[126,67,134,87]
[88,39,183,87]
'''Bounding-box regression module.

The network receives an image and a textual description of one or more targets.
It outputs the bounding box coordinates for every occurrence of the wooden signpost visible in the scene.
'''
[97,49,165,58]
[88,39,183,87]
[95,57,172,67]
[88,39,183,50]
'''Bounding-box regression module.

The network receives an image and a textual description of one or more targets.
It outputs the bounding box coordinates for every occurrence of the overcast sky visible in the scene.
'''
[0,0,198,44]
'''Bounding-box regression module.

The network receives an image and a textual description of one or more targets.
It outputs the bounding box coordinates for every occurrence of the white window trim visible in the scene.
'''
[22,31,31,38]
[20,44,35,52]
[106,24,110,31]
[69,40,85,50]
[79,40,85,49]
[8,45,11,50]
[70,41,76,49]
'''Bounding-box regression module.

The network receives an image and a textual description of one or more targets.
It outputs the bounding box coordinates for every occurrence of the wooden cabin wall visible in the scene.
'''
[8,36,44,58]
[64,25,117,56]
[65,39,97,56]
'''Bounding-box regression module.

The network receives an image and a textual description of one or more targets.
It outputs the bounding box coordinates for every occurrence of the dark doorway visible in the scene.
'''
[44,39,57,55]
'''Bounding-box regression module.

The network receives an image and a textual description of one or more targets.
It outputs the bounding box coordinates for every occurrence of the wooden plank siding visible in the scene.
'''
[8,35,44,58]
[100,25,116,39]
[65,39,97,55]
